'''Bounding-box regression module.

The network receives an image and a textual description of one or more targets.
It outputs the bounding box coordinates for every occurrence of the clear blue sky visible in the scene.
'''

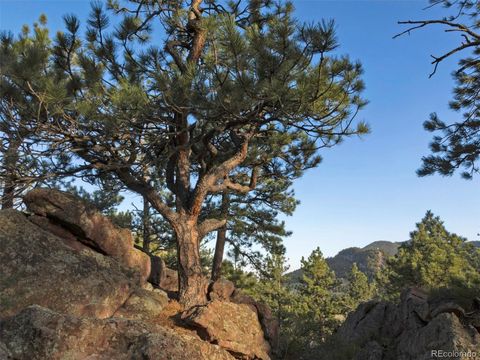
[1,0,478,270]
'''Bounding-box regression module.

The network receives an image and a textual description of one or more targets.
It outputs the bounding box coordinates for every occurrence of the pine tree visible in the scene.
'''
[379,211,480,298]
[11,1,368,307]
[294,248,341,352]
[396,1,480,179]
[0,16,60,208]
[344,263,375,311]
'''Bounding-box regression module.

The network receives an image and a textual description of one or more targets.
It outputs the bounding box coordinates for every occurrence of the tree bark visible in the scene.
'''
[142,195,150,253]
[211,226,227,281]
[211,194,230,281]
[1,137,21,210]
[174,216,209,308]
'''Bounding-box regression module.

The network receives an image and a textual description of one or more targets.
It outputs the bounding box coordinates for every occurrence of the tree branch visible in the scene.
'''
[198,217,227,238]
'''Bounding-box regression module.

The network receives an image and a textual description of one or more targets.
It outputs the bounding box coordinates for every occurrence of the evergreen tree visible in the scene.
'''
[379,211,480,298]
[0,16,61,208]
[396,1,480,178]
[344,263,376,311]
[10,1,368,307]
[297,247,340,343]
[248,250,303,359]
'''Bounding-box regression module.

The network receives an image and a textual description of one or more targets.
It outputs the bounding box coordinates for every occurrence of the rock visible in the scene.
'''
[400,287,430,323]
[114,288,169,321]
[0,341,12,360]
[28,214,87,252]
[353,341,384,360]
[394,287,431,335]
[469,311,480,331]
[396,312,480,360]
[23,188,150,282]
[430,302,466,319]
[142,281,155,291]
[209,278,235,301]
[231,290,280,353]
[182,300,271,360]
[474,297,480,310]
[333,287,480,359]
[149,255,179,292]
[0,209,137,319]
[0,305,235,360]
[336,301,389,344]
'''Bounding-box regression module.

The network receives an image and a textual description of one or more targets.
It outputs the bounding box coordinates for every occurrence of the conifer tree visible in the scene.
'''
[211,176,296,280]
[12,1,368,306]
[0,17,58,208]
[379,211,480,298]
[298,248,340,340]
[396,1,480,179]
[344,262,375,311]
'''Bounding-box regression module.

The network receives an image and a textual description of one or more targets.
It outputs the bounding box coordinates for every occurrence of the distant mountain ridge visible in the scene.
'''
[288,239,480,282]
[287,240,404,282]
[326,240,404,280]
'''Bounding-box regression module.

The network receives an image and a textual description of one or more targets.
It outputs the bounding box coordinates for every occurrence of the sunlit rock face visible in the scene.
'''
[23,188,151,282]
[0,209,138,319]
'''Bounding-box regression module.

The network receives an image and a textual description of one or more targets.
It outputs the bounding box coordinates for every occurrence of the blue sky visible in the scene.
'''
[1,0,478,269]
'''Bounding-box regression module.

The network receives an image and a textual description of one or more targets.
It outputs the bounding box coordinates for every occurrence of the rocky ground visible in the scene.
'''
[0,189,277,360]
[0,188,478,359]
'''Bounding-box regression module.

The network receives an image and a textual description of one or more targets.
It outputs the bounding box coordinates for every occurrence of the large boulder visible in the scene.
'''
[333,287,480,360]
[182,300,271,360]
[209,278,235,301]
[0,209,138,319]
[0,305,235,360]
[231,290,280,353]
[23,188,150,282]
[396,312,480,360]
[113,287,169,321]
[336,301,390,344]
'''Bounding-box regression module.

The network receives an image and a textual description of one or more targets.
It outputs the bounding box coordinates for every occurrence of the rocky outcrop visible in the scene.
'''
[182,300,271,360]
[332,287,480,360]
[0,305,235,360]
[0,209,137,319]
[149,254,179,292]
[0,192,275,360]
[24,188,150,281]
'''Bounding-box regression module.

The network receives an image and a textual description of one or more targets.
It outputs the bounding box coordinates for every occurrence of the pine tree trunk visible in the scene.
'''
[211,194,229,281]
[175,217,208,308]
[211,226,227,281]
[1,138,21,210]
[142,196,150,253]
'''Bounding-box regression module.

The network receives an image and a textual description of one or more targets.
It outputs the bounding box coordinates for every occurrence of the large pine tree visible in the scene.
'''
[6,0,368,307]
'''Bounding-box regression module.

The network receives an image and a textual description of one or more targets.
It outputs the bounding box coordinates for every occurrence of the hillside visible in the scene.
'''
[287,240,403,282]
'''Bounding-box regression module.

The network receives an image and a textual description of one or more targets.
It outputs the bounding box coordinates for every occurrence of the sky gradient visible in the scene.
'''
[1,0,478,270]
